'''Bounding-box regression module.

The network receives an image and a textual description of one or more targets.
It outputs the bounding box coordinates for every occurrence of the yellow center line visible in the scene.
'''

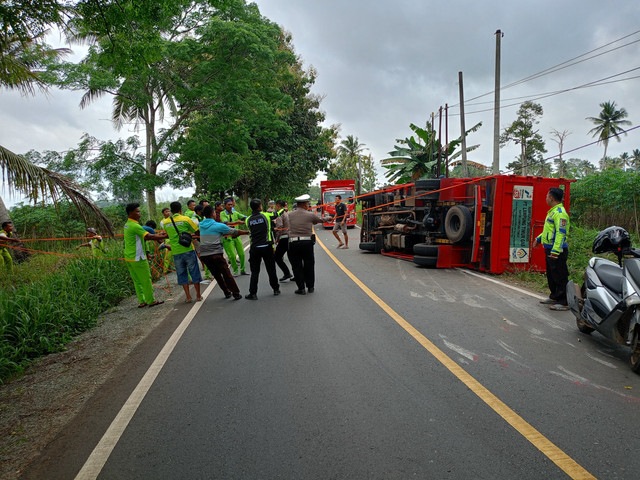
[317,236,596,480]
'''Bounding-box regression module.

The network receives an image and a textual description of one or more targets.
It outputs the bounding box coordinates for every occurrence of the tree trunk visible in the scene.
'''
[0,195,11,224]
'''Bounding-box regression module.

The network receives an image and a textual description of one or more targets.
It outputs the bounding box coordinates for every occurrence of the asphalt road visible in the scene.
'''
[33,226,640,479]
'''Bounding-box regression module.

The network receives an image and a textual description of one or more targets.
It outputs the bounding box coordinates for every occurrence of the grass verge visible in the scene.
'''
[0,245,135,382]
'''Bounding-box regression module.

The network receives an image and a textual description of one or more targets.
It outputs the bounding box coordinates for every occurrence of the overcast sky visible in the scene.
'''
[2,0,640,204]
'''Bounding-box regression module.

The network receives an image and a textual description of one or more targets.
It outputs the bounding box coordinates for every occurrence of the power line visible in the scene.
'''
[447,68,640,116]
[450,29,640,108]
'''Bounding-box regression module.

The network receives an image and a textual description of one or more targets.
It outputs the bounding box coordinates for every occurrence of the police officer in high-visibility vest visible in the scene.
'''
[534,187,570,311]
[244,198,282,300]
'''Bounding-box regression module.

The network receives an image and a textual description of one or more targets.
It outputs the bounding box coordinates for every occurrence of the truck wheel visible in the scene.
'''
[415,179,441,189]
[629,328,640,373]
[444,205,473,243]
[359,242,376,252]
[413,255,438,268]
[413,243,439,257]
[415,179,440,200]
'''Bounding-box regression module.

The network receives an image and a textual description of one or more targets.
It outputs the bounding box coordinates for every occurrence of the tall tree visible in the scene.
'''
[335,135,368,196]
[586,101,632,169]
[550,129,571,177]
[632,149,640,172]
[52,0,289,217]
[500,101,547,176]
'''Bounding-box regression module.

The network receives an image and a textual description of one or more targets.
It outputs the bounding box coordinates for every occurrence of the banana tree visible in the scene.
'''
[382,122,482,184]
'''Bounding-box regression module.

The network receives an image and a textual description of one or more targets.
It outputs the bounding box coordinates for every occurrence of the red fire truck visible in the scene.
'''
[320,180,358,228]
[359,175,574,274]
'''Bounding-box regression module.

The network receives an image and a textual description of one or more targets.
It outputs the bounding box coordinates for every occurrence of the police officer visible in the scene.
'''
[244,198,282,299]
[534,187,570,310]
[287,194,331,295]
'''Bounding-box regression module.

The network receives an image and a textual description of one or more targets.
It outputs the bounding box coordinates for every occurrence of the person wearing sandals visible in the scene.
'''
[332,195,349,249]
[161,201,203,303]
[123,203,167,308]
[534,187,570,311]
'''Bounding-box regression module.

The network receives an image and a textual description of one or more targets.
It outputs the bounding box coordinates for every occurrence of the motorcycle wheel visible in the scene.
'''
[629,328,640,373]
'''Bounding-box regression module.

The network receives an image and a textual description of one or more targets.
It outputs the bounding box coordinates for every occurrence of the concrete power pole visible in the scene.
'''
[493,29,503,175]
[458,71,468,178]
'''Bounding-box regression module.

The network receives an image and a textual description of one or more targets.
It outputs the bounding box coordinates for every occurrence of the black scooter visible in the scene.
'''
[566,226,640,373]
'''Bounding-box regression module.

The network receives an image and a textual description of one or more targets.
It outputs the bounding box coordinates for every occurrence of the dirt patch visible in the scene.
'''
[0,274,184,480]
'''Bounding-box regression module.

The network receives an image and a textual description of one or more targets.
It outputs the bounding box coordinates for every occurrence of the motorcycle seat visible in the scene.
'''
[593,261,623,294]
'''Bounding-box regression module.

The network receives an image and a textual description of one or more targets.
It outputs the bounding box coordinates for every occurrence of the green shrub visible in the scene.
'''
[0,245,134,382]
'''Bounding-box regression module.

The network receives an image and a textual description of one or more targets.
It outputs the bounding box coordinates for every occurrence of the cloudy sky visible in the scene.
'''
[2,0,640,203]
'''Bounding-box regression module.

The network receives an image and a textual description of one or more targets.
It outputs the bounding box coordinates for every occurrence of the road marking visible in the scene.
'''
[74,281,219,480]
[318,237,596,480]
[459,268,547,300]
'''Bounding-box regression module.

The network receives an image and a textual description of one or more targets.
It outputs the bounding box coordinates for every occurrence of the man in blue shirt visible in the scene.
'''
[199,205,248,300]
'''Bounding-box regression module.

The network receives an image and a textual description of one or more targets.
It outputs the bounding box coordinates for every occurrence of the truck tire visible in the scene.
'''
[415,179,441,200]
[413,254,438,268]
[444,205,473,243]
[360,236,383,253]
[413,243,439,257]
[415,179,441,189]
[360,242,376,252]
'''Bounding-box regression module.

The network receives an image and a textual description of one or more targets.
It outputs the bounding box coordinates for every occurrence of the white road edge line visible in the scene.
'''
[457,268,546,300]
[72,241,252,480]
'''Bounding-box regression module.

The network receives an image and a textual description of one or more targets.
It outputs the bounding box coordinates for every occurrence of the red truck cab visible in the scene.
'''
[320,180,357,229]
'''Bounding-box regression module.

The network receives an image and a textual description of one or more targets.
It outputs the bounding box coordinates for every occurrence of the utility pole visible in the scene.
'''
[493,29,503,175]
[458,71,468,178]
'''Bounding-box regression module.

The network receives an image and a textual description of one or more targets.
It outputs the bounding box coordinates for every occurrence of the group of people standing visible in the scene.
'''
[122,193,348,307]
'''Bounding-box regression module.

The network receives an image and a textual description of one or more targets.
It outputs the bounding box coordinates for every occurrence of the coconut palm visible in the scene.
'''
[336,136,368,196]
[0,2,113,234]
[632,149,640,172]
[586,101,632,169]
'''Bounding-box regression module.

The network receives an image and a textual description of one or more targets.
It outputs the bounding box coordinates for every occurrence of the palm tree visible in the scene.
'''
[0,2,114,234]
[586,101,632,169]
[632,149,640,172]
[337,136,368,196]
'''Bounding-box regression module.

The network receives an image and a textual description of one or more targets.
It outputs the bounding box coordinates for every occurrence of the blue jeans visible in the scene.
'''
[174,250,202,285]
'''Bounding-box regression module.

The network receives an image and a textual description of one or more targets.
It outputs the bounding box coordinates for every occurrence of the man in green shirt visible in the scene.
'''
[124,203,167,308]
[0,221,21,273]
[160,201,203,303]
[184,199,197,219]
[220,197,248,276]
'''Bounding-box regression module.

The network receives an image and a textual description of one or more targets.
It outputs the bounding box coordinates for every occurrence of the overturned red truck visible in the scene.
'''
[359,175,573,274]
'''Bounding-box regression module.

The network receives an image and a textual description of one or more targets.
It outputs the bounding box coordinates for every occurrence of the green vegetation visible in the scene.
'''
[0,245,134,382]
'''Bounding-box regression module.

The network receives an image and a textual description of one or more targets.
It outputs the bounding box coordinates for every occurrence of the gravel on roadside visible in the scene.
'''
[0,271,190,480]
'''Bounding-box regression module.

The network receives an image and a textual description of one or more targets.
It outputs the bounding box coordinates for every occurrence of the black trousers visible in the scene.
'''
[274,237,291,277]
[248,246,279,295]
[288,240,315,290]
[200,253,240,296]
[545,247,569,305]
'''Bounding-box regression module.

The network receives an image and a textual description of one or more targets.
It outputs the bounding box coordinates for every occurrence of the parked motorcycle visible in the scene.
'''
[567,226,640,373]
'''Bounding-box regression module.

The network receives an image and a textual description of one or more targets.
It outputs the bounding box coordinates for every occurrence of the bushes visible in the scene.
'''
[0,245,134,382]
[570,170,640,234]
